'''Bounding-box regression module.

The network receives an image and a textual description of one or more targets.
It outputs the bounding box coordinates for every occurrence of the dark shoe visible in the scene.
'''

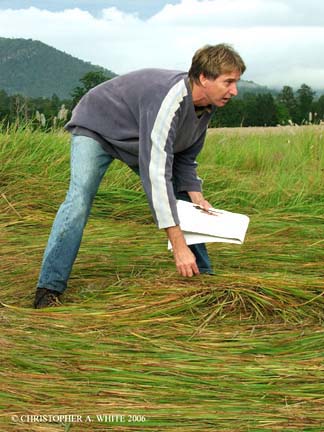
[34,288,62,309]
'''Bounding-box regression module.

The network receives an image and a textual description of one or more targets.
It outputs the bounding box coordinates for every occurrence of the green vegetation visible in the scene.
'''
[71,71,111,106]
[2,37,324,129]
[1,78,323,130]
[0,37,115,98]
[0,125,323,431]
[211,84,324,127]
[0,70,111,128]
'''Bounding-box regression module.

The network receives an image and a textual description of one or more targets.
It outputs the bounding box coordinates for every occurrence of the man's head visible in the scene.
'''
[189,43,246,108]
[189,43,246,84]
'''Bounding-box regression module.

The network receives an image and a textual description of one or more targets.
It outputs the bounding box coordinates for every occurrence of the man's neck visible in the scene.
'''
[190,79,209,107]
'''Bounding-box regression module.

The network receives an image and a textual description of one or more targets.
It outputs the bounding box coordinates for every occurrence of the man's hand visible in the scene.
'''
[173,245,200,277]
[187,191,213,212]
[165,226,200,277]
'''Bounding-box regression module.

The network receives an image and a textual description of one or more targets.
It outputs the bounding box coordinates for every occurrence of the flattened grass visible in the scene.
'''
[0,124,323,430]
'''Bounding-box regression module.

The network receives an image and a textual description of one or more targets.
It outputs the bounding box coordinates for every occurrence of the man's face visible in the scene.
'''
[199,70,241,107]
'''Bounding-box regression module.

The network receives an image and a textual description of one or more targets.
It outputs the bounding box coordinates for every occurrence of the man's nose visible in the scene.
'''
[229,83,238,96]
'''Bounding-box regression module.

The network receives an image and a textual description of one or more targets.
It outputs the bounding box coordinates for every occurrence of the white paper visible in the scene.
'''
[168,200,250,250]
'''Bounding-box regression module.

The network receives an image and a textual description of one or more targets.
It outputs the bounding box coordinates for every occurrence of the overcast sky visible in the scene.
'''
[1,0,324,89]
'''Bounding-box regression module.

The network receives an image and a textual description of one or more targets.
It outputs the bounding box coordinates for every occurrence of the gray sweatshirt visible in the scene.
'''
[65,68,214,229]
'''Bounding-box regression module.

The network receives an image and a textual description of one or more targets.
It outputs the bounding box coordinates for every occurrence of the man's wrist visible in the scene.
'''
[187,191,204,205]
[165,225,187,251]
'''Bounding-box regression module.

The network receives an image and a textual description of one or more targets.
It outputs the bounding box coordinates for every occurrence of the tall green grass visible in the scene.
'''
[1,124,323,431]
[203,127,324,212]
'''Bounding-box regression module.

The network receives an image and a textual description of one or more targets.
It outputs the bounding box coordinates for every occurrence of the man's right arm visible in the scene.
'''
[165,226,200,277]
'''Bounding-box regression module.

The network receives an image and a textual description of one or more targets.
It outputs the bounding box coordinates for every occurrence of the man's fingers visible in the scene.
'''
[177,265,190,277]
[192,262,200,275]
[177,263,200,277]
[198,199,213,211]
[174,246,200,277]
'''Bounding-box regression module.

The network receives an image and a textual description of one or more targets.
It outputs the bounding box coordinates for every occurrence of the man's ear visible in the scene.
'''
[199,73,208,87]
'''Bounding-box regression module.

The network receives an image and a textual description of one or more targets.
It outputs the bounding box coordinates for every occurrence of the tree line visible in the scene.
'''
[211,84,324,127]
[0,71,323,129]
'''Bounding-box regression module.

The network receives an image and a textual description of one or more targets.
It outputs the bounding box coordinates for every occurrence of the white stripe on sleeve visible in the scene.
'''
[149,79,188,228]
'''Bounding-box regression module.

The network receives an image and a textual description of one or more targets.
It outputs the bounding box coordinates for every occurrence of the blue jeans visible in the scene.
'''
[38,135,213,293]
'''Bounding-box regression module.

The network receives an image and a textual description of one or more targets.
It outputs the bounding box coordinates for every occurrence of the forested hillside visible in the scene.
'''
[0,37,115,98]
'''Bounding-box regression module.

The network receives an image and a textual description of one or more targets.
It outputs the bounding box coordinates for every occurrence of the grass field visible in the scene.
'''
[1,125,323,431]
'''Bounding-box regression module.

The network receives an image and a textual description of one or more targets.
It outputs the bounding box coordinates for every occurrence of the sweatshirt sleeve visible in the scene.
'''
[172,129,207,193]
[138,79,188,229]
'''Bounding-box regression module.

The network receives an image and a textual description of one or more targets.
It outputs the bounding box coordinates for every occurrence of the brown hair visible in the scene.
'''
[188,43,246,83]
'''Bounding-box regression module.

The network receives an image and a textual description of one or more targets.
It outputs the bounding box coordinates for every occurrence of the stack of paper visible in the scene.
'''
[168,200,250,249]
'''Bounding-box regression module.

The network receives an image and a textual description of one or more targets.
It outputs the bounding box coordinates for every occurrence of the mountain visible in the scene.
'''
[237,80,272,97]
[0,37,271,100]
[0,37,116,99]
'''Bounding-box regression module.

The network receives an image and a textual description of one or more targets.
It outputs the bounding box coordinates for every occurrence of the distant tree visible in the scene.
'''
[210,99,245,127]
[50,93,61,112]
[277,86,299,124]
[255,93,278,126]
[8,94,31,123]
[0,86,72,128]
[312,95,324,123]
[240,93,259,126]
[239,93,278,126]
[274,101,290,125]
[71,70,110,107]
[212,92,279,127]
[0,89,10,121]
[296,84,315,123]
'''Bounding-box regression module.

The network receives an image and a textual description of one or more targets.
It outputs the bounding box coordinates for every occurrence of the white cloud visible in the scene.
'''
[150,0,324,27]
[0,1,324,89]
[151,0,287,26]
